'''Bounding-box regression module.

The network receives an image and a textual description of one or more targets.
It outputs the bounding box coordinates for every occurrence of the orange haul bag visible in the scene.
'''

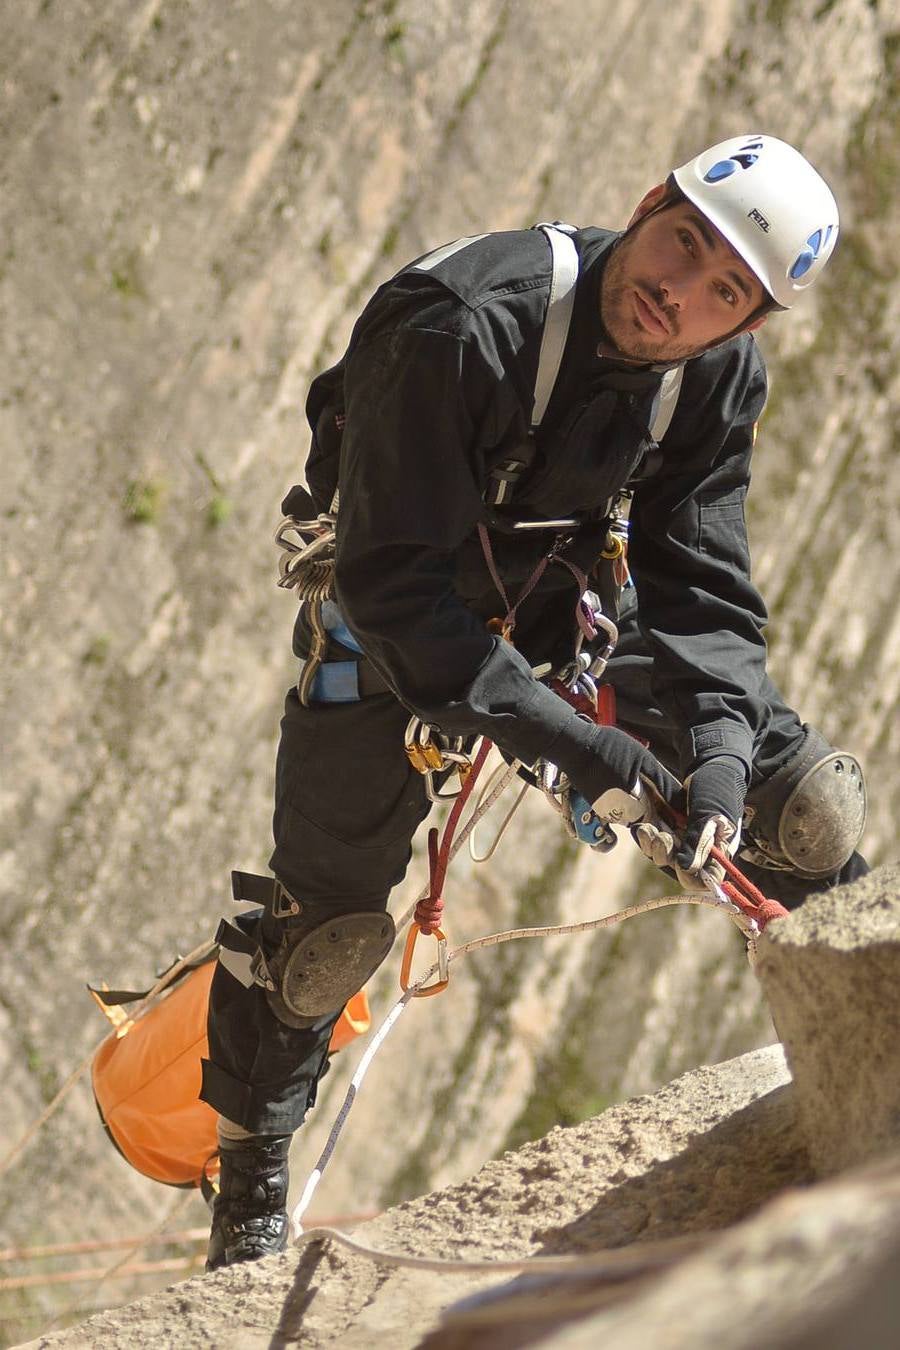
[89,947,370,1188]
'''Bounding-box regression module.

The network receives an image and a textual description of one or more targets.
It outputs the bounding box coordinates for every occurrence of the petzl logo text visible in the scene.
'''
[748,207,770,232]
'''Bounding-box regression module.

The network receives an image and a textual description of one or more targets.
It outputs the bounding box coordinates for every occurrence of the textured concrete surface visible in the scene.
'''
[756,862,900,1177]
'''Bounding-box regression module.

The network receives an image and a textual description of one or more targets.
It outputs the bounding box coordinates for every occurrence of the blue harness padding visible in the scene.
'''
[320,600,364,654]
[299,601,367,703]
[298,660,362,703]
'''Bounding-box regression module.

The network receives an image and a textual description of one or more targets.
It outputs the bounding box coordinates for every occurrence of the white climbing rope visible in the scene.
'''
[468,760,530,862]
[293,1222,709,1276]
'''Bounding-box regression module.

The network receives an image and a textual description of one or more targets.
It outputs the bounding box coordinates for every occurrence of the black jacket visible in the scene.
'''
[303,227,769,782]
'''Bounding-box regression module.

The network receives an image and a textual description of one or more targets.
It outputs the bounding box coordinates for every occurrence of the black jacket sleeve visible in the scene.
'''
[627,337,770,779]
[334,321,598,769]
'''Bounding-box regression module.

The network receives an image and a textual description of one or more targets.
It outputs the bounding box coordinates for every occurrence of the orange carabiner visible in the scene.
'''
[400,924,450,998]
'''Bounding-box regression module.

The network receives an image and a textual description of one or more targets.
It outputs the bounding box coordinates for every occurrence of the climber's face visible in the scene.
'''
[601,186,767,361]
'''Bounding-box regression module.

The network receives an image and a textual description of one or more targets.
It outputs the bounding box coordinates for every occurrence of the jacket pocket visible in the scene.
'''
[697,485,750,572]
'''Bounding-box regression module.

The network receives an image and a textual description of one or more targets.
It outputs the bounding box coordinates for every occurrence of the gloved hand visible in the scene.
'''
[634,755,746,889]
[678,755,746,870]
[554,725,682,821]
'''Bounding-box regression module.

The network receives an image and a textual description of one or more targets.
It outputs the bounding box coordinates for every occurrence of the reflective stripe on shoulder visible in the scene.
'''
[412,234,489,272]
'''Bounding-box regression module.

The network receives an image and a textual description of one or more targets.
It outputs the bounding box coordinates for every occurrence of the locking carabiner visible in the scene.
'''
[403,717,472,800]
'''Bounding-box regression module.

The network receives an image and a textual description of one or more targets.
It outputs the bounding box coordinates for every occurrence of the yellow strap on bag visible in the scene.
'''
[90,960,370,1187]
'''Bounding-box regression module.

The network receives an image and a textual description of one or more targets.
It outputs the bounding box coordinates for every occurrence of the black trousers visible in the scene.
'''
[201,592,862,1133]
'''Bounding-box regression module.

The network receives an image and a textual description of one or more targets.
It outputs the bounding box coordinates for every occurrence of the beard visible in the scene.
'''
[600,237,697,363]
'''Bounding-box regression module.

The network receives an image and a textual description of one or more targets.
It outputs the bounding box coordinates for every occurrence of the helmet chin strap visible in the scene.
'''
[601,188,779,366]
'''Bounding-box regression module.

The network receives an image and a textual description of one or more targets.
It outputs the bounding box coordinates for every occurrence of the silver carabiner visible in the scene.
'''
[577,671,598,705]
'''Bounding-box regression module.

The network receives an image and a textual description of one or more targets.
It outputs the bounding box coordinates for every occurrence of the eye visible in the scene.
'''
[678,229,697,257]
[716,282,738,307]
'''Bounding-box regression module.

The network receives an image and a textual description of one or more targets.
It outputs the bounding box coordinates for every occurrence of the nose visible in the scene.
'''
[658,276,686,310]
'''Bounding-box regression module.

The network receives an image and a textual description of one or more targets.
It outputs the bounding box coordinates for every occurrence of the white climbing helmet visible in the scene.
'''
[671,134,839,309]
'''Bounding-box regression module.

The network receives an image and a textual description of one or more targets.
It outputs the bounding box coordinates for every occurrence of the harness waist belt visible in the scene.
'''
[297,656,391,703]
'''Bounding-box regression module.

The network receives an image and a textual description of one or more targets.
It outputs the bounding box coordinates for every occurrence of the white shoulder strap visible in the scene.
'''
[412,234,489,272]
[532,224,579,429]
[650,365,685,443]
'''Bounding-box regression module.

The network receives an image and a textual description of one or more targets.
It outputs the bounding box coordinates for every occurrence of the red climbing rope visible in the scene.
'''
[650,797,789,932]
[710,846,789,930]
[413,737,494,935]
[400,737,495,996]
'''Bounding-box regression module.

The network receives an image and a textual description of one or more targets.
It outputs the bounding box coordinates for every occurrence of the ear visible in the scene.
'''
[627,183,667,229]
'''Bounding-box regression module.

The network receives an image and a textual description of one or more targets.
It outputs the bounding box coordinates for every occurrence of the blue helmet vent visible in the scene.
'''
[789,225,834,280]
[703,138,764,184]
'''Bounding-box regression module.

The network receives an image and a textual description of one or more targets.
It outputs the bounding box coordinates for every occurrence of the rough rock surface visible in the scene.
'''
[2,0,898,1338]
[24,864,900,1349]
[426,1156,900,1350]
[25,1043,802,1349]
[756,862,900,1177]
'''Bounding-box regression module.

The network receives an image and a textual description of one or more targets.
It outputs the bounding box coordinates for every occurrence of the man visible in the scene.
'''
[201,135,868,1270]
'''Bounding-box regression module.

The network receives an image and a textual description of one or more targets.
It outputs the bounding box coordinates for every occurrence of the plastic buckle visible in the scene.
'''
[270,880,302,920]
[249,948,276,992]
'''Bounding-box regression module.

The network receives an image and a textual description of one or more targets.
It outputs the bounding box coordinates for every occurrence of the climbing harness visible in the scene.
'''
[274,223,685,714]
[274,508,342,707]
[482,223,684,507]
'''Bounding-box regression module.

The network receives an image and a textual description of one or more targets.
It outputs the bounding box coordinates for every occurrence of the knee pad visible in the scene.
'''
[743,726,866,878]
[265,910,395,1030]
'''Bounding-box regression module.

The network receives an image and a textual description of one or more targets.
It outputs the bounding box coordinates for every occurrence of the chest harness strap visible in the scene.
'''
[275,227,684,711]
[487,223,579,508]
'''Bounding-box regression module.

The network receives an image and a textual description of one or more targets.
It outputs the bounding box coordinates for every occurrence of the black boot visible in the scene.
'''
[206,1134,292,1272]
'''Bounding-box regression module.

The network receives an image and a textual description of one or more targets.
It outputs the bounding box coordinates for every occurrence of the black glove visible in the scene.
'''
[675,755,748,876]
[553,724,682,812]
